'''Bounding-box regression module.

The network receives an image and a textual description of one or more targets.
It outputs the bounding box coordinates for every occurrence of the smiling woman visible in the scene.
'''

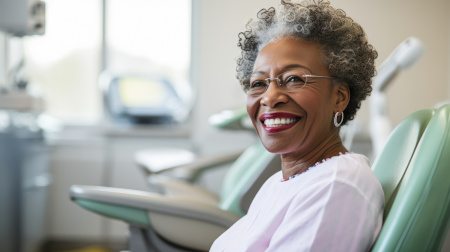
[247,38,350,177]
[210,1,384,251]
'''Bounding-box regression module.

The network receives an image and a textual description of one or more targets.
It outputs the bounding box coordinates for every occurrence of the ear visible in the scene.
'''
[333,81,350,112]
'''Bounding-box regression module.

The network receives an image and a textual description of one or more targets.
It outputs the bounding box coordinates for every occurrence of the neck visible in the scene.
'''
[280,132,347,180]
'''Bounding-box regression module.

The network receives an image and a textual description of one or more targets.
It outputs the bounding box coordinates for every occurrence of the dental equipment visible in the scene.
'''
[370,37,424,157]
[0,0,45,37]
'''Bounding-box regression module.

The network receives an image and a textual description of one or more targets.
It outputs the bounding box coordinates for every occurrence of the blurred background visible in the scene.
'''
[0,0,449,251]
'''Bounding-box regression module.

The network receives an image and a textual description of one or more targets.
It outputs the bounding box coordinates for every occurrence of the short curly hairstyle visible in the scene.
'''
[237,0,377,124]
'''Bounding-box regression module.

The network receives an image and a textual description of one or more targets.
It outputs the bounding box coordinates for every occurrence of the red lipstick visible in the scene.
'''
[259,112,301,133]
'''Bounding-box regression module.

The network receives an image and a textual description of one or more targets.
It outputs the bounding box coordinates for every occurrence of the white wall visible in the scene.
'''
[191,0,450,153]
[190,0,261,154]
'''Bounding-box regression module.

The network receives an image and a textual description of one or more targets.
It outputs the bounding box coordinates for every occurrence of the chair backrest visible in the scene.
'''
[219,142,279,216]
[372,108,434,214]
[372,104,450,252]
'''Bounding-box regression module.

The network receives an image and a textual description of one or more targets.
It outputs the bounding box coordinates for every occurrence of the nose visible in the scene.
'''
[260,79,289,107]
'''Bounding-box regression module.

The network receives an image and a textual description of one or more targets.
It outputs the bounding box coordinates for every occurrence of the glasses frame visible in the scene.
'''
[246,74,335,96]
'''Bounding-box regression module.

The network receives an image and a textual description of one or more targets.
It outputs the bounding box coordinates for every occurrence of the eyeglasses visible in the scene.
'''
[246,73,334,96]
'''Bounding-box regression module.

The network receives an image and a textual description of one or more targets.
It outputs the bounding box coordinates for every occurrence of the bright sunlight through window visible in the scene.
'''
[24,0,192,124]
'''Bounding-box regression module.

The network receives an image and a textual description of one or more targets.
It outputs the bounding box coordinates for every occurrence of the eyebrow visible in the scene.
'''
[251,64,313,76]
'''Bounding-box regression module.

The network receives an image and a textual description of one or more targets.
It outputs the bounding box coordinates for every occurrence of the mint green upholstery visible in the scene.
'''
[71,140,279,251]
[372,104,450,252]
[219,143,276,216]
[372,108,434,214]
[76,199,150,227]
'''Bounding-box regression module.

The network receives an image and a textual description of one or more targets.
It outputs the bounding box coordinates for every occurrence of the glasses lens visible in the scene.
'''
[282,75,308,91]
[247,80,267,95]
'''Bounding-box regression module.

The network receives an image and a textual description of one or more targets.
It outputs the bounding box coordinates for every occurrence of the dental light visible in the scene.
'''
[370,37,424,157]
[373,37,424,92]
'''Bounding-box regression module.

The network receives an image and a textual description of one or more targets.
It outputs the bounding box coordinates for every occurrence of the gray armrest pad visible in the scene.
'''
[139,150,243,181]
[70,185,240,228]
[154,179,220,204]
[168,150,243,180]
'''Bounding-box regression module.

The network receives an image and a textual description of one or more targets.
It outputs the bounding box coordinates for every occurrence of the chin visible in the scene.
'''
[259,138,289,154]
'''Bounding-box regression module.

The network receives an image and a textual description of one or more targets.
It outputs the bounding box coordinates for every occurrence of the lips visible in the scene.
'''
[259,112,302,133]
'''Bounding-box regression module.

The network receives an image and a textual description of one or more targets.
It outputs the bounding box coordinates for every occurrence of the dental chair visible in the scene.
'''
[135,108,253,196]
[71,140,280,251]
[371,108,433,216]
[371,104,450,252]
[70,104,450,252]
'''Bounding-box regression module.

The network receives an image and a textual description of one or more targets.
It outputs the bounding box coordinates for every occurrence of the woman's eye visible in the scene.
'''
[285,75,305,84]
[250,80,267,88]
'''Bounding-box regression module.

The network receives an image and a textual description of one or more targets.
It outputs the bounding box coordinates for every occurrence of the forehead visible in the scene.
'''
[252,37,327,74]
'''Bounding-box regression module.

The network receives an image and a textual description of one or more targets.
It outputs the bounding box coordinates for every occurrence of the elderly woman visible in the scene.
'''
[211,0,384,251]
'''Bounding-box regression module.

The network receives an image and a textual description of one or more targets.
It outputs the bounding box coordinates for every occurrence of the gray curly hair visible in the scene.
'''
[237,0,377,124]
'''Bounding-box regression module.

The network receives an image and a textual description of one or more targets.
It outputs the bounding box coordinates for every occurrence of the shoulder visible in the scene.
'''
[331,153,383,199]
[304,152,384,211]
[280,153,384,209]
[282,154,384,224]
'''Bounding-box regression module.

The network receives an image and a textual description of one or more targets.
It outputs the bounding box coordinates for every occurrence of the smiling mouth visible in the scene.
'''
[263,117,299,127]
[259,112,302,133]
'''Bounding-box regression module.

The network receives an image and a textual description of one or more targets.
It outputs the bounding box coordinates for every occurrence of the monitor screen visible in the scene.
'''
[117,77,166,108]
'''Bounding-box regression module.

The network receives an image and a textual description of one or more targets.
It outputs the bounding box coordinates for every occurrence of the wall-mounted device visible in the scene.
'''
[0,0,46,36]
[370,37,424,157]
[101,73,188,124]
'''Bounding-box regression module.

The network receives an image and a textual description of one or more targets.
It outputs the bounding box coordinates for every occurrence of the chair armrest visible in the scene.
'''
[138,150,243,182]
[70,185,240,228]
[70,185,240,251]
[169,150,243,181]
[208,107,253,131]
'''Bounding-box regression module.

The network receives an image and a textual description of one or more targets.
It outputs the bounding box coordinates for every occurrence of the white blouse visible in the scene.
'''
[210,153,384,252]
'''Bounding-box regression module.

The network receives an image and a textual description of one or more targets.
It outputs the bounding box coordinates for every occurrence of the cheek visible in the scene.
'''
[292,91,333,122]
[246,97,258,118]
[246,97,261,129]
[291,92,321,110]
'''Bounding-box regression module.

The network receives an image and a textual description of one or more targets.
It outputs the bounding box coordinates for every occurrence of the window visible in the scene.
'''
[105,0,192,123]
[24,0,102,124]
[24,0,192,124]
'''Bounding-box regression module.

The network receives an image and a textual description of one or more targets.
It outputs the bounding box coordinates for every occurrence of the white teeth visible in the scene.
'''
[264,118,298,127]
